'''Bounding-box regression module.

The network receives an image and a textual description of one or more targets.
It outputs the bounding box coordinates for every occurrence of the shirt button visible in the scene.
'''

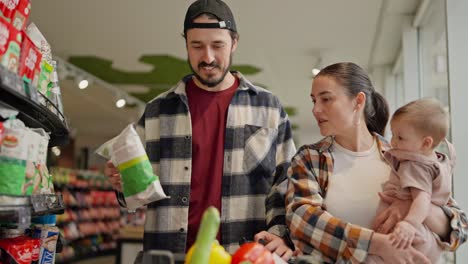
[184,166,189,171]
[179,228,185,233]
[181,197,188,203]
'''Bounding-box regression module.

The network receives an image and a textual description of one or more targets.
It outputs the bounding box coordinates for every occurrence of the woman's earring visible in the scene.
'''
[353,109,361,126]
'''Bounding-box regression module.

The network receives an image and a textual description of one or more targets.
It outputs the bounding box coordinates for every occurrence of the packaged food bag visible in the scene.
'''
[18,31,41,87]
[0,121,4,146]
[11,0,30,31]
[23,128,41,195]
[26,23,53,102]
[0,109,28,195]
[0,0,30,31]
[96,124,168,210]
[34,128,53,194]
[0,15,22,73]
[31,225,59,264]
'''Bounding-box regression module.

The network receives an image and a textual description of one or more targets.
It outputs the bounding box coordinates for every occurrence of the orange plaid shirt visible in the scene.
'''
[286,135,467,263]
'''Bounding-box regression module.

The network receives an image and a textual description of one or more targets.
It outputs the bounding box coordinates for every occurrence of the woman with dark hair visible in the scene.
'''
[285,62,467,263]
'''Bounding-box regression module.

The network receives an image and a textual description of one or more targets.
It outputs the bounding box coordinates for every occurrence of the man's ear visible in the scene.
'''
[422,136,434,150]
[231,37,238,53]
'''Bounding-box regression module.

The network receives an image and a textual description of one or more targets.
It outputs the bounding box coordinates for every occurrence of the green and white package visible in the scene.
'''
[33,128,53,194]
[24,128,42,195]
[96,124,168,210]
[0,111,28,195]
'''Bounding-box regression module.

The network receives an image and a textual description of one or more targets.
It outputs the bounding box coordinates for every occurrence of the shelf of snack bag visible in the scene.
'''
[0,3,68,147]
[0,1,70,263]
[52,167,123,263]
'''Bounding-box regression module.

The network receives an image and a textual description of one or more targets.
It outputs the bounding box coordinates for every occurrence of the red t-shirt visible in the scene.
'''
[185,77,239,250]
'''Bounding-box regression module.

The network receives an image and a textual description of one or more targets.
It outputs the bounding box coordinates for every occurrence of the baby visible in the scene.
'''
[370,98,455,263]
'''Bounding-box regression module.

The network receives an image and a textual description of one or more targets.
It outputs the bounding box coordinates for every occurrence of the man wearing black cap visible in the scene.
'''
[106,0,296,261]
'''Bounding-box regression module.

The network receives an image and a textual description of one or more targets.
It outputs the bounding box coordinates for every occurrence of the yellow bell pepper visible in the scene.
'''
[185,240,231,264]
[184,207,231,264]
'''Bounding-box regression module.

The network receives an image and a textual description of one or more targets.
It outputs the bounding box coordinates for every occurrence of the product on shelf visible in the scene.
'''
[0,121,4,146]
[0,16,22,75]
[0,227,40,264]
[96,124,168,210]
[18,31,41,88]
[0,3,68,263]
[48,60,64,118]
[0,111,28,195]
[24,128,42,194]
[25,22,54,108]
[31,224,59,264]
[0,107,54,196]
[0,0,31,31]
[33,128,53,195]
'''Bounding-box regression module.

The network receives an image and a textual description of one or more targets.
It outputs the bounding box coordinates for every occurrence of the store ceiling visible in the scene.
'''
[29,0,419,150]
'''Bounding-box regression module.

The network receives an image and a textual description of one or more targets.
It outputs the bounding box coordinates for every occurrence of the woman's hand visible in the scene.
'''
[369,233,430,264]
[373,192,411,234]
[254,231,294,261]
[390,220,416,249]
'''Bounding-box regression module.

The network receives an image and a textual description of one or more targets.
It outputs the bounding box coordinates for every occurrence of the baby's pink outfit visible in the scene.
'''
[366,141,456,263]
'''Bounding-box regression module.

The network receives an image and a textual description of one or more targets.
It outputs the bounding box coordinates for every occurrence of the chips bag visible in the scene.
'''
[96,124,168,210]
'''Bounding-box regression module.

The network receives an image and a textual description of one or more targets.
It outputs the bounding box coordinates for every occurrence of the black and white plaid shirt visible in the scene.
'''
[124,72,296,255]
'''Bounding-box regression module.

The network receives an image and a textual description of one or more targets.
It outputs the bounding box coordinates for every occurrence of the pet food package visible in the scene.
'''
[96,124,168,210]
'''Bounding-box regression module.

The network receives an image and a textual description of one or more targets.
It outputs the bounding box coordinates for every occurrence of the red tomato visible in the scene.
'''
[231,242,274,264]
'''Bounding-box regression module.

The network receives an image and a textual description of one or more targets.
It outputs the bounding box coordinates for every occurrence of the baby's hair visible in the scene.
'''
[392,98,449,148]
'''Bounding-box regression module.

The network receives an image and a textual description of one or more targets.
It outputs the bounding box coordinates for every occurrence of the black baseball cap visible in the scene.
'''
[184,0,237,33]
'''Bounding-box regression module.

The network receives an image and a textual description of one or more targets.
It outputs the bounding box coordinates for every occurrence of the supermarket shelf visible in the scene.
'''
[0,65,69,146]
[54,184,114,192]
[66,204,120,210]
[57,217,121,227]
[0,194,65,226]
[56,249,117,264]
[64,232,119,244]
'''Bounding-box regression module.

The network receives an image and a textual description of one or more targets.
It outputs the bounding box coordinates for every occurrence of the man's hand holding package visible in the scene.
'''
[104,160,122,192]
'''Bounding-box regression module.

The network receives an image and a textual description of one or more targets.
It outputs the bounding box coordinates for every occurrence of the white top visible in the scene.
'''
[323,139,391,228]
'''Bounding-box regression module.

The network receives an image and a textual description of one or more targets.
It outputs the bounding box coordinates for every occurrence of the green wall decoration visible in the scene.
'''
[68,54,297,129]
[68,55,263,102]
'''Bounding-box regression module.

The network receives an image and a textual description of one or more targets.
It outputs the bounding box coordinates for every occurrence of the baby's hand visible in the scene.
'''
[389,220,417,249]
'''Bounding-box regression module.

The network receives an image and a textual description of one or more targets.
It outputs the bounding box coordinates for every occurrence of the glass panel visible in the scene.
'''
[418,2,454,263]
[419,0,449,107]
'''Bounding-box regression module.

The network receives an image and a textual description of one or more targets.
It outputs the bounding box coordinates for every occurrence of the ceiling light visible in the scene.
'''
[312,68,321,76]
[78,79,89,89]
[116,98,126,108]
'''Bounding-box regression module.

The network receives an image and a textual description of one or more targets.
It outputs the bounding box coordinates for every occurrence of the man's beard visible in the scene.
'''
[189,54,232,88]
